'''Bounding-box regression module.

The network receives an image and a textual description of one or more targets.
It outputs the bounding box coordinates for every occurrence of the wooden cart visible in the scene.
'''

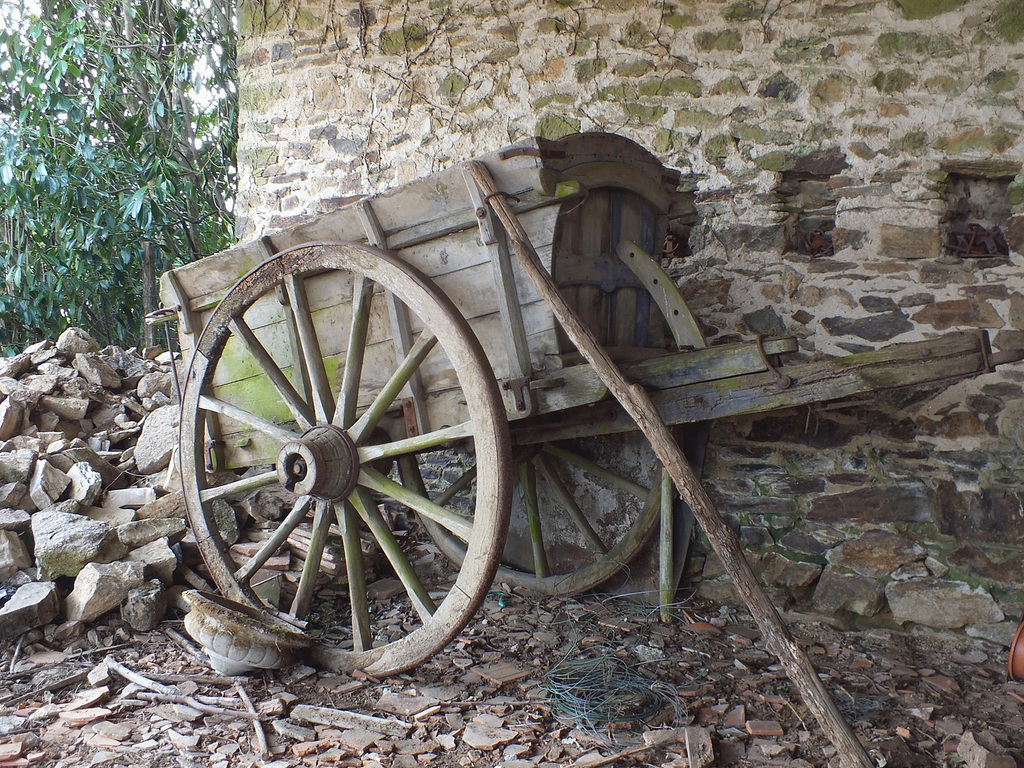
[159,133,1016,677]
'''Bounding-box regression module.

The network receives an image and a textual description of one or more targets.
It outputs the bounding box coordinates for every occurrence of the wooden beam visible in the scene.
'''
[467,160,875,768]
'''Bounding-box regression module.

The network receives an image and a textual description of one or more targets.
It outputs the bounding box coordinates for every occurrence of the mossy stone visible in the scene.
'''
[992,0,1024,42]
[723,1,761,21]
[535,113,581,140]
[1007,177,1024,207]
[639,76,702,97]
[757,71,800,102]
[696,30,743,52]
[653,128,680,153]
[888,130,929,153]
[925,75,965,95]
[754,151,796,172]
[871,69,915,93]
[536,17,565,34]
[984,69,1020,94]
[663,13,696,29]
[892,0,965,19]
[441,74,466,102]
[811,73,854,105]
[482,45,520,64]
[705,134,733,158]
[775,35,828,63]
[575,58,607,82]
[711,75,746,95]
[624,103,668,122]
[621,20,653,47]
[598,84,632,101]
[876,31,957,57]
[614,60,655,77]
[732,122,795,145]
[935,127,1019,154]
[674,108,724,129]
[821,2,875,14]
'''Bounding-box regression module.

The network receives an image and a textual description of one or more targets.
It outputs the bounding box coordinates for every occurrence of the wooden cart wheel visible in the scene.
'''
[180,242,512,676]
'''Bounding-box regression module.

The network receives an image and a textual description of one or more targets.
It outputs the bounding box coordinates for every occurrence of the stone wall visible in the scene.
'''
[235,0,1024,639]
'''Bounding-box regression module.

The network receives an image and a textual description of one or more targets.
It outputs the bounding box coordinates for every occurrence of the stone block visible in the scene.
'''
[56,328,99,356]
[808,485,932,524]
[0,530,32,580]
[879,223,939,259]
[761,552,822,588]
[73,353,121,389]
[827,530,926,577]
[121,580,168,632]
[134,405,179,475]
[127,538,178,584]
[0,581,60,640]
[885,579,1004,628]
[29,459,70,510]
[117,517,187,550]
[67,462,103,505]
[32,506,123,579]
[911,299,1004,331]
[0,450,36,485]
[0,398,25,441]
[64,561,146,622]
[812,567,886,616]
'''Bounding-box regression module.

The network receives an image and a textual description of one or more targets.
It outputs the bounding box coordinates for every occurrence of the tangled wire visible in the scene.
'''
[544,649,669,729]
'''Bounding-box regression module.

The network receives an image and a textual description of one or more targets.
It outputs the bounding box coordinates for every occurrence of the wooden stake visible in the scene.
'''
[467,160,875,768]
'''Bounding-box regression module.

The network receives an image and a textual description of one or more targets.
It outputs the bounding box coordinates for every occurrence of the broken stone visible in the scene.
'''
[117,517,186,549]
[29,459,70,509]
[0,398,25,441]
[134,405,179,474]
[67,462,104,505]
[21,374,59,397]
[958,731,1015,768]
[827,529,926,577]
[0,508,30,531]
[31,506,123,579]
[0,449,36,485]
[0,354,30,379]
[812,567,886,616]
[39,395,90,421]
[135,491,186,520]
[761,552,823,588]
[120,580,167,631]
[0,581,60,640]
[137,371,173,400]
[62,441,124,488]
[462,721,517,750]
[57,327,100,356]
[126,538,178,583]
[104,487,157,510]
[885,579,1004,628]
[0,530,32,580]
[0,482,28,511]
[73,353,121,389]
[64,561,146,622]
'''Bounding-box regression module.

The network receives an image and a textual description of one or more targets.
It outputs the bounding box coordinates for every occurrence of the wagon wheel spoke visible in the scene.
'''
[285,273,336,423]
[350,487,437,623]
[333,275,374,429]
[357,422,472,462]
[198,394,301,445]
[541,443,650,498]
[199,469,279,503]
[290,498,336,619]
[234,496,313,583]
[230,316,315,430]
[358,467,474,541]
[348,332,438,444]
[336,500,372,652]
[534,454,607,555]
[518,460,550,578]
[433,464,477,507]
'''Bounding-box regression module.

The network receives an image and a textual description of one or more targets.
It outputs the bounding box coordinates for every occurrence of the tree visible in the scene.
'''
[0,0,236,351]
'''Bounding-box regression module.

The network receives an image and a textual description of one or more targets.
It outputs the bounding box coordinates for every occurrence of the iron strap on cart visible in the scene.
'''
[157,133,1019,683]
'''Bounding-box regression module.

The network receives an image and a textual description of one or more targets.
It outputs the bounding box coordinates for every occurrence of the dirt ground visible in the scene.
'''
[2,586,1022,768]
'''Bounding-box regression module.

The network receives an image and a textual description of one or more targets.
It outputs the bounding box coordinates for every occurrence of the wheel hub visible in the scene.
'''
[277,425,359,500]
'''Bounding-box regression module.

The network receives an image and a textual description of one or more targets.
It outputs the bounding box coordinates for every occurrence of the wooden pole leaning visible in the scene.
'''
[466,161,875,768]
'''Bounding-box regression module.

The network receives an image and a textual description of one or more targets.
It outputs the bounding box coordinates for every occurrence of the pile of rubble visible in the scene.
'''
[0,327,188,642]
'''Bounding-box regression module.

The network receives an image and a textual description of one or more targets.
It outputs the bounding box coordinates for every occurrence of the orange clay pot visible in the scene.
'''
[1010,619,1024,681]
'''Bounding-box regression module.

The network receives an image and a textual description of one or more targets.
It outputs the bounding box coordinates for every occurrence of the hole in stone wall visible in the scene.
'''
[663,188,699,261]
[778,173,838,258]
[941,172,1013,260]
